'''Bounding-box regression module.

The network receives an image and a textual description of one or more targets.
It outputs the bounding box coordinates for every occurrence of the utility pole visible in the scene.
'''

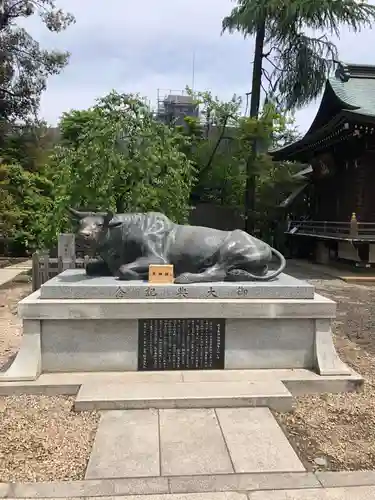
[191,51,196,92]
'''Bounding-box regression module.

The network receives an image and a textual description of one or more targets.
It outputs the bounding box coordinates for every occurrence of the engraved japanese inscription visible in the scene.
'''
[138,318,225,370]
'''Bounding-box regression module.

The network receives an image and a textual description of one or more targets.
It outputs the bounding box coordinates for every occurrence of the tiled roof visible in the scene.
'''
[270,61,375,160]
[330,63,375,116]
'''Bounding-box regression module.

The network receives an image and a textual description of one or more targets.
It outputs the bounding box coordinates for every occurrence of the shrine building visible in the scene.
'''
[271,61,375,267]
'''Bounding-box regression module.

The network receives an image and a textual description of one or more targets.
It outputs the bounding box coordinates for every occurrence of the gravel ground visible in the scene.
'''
[0,283,100,482]
[276,264,375,472]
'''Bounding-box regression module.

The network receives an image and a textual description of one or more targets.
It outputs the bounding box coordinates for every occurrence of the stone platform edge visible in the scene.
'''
[0,368,364,398]
[18,290,336,319]
[2,471,375,498]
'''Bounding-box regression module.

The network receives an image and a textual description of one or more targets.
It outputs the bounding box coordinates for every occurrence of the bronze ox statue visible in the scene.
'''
[68,208,286,283]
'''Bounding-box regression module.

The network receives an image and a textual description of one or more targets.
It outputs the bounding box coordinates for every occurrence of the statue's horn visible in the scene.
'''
[68,207,91,218]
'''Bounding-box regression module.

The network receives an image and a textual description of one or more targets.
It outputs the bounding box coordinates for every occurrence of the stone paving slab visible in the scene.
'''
[5,488,375,499]
[159,409,233,476]
[248,486,375,499]
[2,490,375,500]
[85,410,160,479]
[0,473,321,498]
[0,484,8,498]
[168,472,320,494]
[316,471,375,488]
[7,477,170,498]
[4,472,375,498]
[0,259,31,286]
[216,408,305,473]
[7,494,246,500]
[120,494,246,500]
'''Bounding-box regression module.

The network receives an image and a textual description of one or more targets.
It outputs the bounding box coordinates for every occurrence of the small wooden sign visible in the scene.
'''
[148,264,174,284]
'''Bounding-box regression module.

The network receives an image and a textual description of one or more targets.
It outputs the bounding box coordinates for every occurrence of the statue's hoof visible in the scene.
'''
[118,267,140,280]
[174,273,193,284]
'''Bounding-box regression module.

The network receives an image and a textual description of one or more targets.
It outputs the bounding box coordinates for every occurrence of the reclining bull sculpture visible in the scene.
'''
[68,208,286,283]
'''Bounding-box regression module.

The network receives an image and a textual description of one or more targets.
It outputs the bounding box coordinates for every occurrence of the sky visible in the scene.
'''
[27,0,375,134]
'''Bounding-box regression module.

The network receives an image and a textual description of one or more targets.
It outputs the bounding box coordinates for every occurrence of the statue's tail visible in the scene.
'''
[226,247,286,282]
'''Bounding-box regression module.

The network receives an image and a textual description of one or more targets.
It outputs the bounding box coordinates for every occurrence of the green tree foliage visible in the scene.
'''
[0,1,72,253]
[0,0,74,127]
[0,122,58,253]
[222,0,375,109]
[182,90,245,206]
[237,106,301,231]
[43,91,196,245]
[2,122,59,170]
[0,161,54,253]
[182,89,300,236]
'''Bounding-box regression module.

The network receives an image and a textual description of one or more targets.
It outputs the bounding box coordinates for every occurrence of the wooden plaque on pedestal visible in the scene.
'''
[148,264,174,284]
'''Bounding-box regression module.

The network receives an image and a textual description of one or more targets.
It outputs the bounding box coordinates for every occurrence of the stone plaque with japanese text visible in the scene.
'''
[138,318,225,370]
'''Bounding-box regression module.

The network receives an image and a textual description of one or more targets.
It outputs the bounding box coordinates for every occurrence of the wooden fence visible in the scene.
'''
[31,233,98,291]
[31,253,98,291]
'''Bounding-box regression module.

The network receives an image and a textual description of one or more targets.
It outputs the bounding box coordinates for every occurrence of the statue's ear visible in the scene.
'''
[108,219,122,228]
[103,211,122,228]
[103,211,114,226]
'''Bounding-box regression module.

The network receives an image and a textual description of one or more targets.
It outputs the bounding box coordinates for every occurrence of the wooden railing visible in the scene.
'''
[31,252,98,291]
[32,233,99,291]
[287,220,375,239]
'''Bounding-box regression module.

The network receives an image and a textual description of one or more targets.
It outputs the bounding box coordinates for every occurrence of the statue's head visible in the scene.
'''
[68,208,122,243]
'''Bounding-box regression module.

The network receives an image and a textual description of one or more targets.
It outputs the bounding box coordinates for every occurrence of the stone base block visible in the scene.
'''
[5,294,347,377]
[0,273,355,396]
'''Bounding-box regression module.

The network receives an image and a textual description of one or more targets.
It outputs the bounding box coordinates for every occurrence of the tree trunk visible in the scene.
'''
[201,114,229,176]
[244,20,265,233]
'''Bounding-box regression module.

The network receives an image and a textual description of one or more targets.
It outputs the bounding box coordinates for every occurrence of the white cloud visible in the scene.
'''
[25,0,375,133]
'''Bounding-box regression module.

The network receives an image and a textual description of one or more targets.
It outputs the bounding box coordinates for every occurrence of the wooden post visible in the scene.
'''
[58,233,75,271]
[84,255,90,270]
[57,256,63,274]
[42,253,49,284]
[32,252,39,291]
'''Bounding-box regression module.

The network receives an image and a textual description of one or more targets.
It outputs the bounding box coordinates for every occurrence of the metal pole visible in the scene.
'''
[192,51,196,92]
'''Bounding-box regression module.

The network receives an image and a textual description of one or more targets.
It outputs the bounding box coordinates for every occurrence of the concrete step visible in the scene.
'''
[85,408,305,479]
[0,368,363,398]
[74,379,294,412]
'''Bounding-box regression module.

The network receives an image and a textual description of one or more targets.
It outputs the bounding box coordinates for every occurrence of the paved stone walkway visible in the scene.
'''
[0,259,32,287]
[85,408,304,479]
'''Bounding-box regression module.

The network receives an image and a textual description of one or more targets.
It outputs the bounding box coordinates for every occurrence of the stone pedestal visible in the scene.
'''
[0,269,353,381]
